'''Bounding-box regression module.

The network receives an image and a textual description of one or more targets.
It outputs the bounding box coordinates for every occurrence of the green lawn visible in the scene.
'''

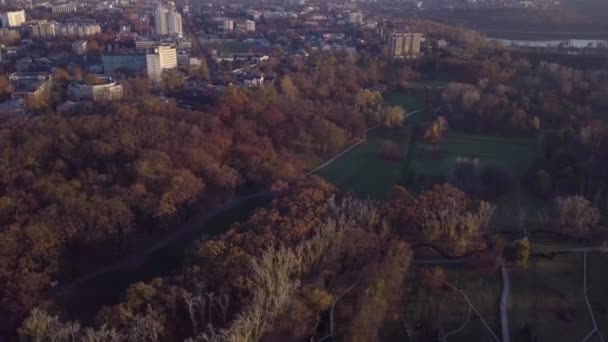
[410,131,543,220]
[383,91,430,114]
[509,254,593,341]
[316,128,413,198]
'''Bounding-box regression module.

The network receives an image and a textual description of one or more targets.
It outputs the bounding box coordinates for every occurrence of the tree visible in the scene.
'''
[421,266,446,289]
[379,106,404,128]
[0,75,12,98]
[84,74,103,86]
[399,184,495,252]
[304,288,334,312]
[190,59,209,80]
[52,69,72,84]
[512,239,530,268]
[424,116,448,141]
[555,196,599,233]
[161,69,186,91]
[279,75,299,100]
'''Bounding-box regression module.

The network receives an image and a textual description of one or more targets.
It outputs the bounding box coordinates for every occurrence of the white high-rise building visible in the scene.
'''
[154,5,182,36]
[222,19,234,31]
[167,10,182,36]
[154,5,168,35]
[1,9,26,28]
[146,46,177,82]
[245,19,255,32]
[389,32,422,57]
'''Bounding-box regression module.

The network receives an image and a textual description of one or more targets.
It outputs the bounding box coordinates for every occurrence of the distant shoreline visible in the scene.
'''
[481,29,608,41]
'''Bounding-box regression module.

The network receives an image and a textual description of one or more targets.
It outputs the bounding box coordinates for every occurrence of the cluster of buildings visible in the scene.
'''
[102,44,178,82]
[67,75,123,101]
[220,18,256,32]
[29,19,101,40]
[0,71,125,116]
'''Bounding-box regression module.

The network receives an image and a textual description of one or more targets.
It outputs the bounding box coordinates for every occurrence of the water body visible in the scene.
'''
[491,38,608,48]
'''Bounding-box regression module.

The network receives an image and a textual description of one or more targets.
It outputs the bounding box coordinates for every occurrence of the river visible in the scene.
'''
[490,38,608,48]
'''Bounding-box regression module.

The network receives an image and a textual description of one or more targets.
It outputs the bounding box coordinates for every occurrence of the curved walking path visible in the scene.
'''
[59,191,271,293]
[582,251,606,342]
[445,281,500,342]
[500,262,511,342]
[305,108,429,176]
[443,300,472,341]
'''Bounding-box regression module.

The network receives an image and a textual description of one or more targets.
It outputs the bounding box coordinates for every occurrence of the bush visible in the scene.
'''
[304,288,334,312]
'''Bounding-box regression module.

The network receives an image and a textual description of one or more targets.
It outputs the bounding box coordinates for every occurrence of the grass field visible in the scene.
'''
[315,92,428,198]
[509,254,594,341]
[383,91,431,117]
[394,267,502,342]
[316,128,413,198]
[410,131,543,216]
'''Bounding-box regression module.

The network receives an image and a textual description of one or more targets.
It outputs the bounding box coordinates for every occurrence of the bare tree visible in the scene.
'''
[555,195,600,233]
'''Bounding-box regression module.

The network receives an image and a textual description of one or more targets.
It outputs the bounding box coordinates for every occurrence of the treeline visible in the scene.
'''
[439,53,608,133]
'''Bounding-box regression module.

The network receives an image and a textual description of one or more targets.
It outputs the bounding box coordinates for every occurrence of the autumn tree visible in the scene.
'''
[279,75,299,100]
[421,266,446,289]
[379,106,404,128]
[161,69,186,91]
[555,196,600,233]
[424,116,448,142]
[190,59,209,80]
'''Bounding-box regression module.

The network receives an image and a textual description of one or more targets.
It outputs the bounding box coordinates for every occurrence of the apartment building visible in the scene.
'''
[389,32,422,57]
[146,46,177,82]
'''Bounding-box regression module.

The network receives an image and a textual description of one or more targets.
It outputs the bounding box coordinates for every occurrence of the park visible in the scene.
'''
[315,89,608,341]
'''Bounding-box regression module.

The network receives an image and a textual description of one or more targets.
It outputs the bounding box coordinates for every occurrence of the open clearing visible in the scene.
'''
[316,92,427,198]
[411,131,537,182]
[410,131,542,218]
[316,128,412,198]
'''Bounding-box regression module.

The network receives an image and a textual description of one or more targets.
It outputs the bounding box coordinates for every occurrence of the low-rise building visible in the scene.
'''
[102,53,147,74]
[72,40,87,55]
[0,99,25,116]
[0,27,20,41]
[365,20,378,29]
[349,12,364,25]
[177,49,190,67]
[1,10,26,28]
[245,19,256,32]
[67,76,123,101]
[52,4,77,14]
[9,72,51,102]
[29,21,57,40]
[242,74,264,87]
[29,20,101,40]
